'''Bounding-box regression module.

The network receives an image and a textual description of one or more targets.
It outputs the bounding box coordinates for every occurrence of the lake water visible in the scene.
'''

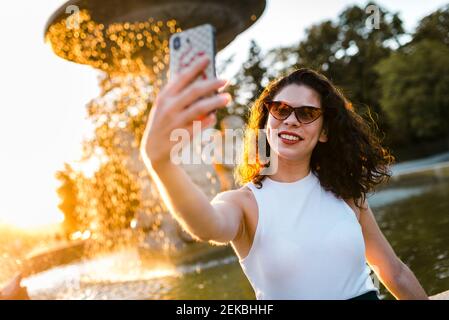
[24,178,449,300]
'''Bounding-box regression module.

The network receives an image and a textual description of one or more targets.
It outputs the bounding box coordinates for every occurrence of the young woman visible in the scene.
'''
[140,55,429,300]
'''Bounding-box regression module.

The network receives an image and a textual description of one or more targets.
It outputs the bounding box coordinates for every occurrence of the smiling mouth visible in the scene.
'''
[278,132,304,142]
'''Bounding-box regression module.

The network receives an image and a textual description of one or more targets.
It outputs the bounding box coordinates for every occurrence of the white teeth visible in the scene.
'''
[279,133,300,141]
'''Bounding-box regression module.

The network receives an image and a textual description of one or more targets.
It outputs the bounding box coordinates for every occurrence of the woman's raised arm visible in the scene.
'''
[139,55,242,243]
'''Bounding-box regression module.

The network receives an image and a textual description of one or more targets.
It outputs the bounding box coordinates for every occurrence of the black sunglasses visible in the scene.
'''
[264,101,323,124]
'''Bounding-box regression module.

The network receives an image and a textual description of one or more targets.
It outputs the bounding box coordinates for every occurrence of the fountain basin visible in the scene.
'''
[138,241,233,267]
[44,0,266,72]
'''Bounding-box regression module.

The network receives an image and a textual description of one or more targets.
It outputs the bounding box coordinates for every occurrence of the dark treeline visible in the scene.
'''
[217,2,449,161]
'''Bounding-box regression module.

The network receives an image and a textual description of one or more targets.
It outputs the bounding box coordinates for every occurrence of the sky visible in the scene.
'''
[0,0,447,228]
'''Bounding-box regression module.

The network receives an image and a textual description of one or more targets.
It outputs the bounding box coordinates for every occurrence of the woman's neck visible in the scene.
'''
[266,157,311,183]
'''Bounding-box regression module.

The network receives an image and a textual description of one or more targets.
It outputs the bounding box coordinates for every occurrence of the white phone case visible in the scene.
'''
[169,24,216,84]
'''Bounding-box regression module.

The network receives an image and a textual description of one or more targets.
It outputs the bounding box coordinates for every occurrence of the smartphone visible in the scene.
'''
[169,24,217,118]
[169,23,216,83]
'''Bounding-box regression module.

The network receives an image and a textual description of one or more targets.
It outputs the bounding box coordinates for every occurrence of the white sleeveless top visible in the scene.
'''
[238,170,379,300]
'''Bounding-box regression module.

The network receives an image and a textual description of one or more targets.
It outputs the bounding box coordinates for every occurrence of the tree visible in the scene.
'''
[242,40,267,100]
[413,4,449,47]
[217,40,268,125]
[375,40,449,143]
[289,2,406,134]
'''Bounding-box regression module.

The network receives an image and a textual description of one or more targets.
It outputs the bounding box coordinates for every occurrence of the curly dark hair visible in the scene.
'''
[234,68,395,210]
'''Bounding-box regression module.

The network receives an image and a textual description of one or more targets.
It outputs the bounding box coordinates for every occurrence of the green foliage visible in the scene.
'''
[226,2,448,152]
[217,40,268,126]
[413,4,449,47]
[242,40,267,99]
[292,2,405,131]
[375,40,449,142]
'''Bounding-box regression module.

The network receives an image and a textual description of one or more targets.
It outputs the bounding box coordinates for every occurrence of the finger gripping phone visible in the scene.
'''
[169,23,217,82]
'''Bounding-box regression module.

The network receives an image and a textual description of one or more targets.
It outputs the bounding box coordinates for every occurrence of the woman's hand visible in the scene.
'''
[140,55,231,166]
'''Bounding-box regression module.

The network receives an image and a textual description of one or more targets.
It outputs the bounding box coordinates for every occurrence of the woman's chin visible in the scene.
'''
[274,148,306,161]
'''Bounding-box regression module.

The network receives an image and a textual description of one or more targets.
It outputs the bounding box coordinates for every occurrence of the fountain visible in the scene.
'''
[44,0,266,76]
[39,0,266,274]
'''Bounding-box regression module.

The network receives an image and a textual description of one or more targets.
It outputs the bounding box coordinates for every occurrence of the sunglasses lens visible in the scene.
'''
[267,102,291,119]
[266,101,322,123]
[295,107,322,123]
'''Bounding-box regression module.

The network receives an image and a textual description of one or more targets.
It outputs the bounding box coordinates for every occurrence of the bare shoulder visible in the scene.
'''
[345,197,373,223]
[211,185,258,258]
[236,184,257,209]
[210,185,257,248]
[211,185,255,209]
[344,198,362,223]
[211,185,258,228]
